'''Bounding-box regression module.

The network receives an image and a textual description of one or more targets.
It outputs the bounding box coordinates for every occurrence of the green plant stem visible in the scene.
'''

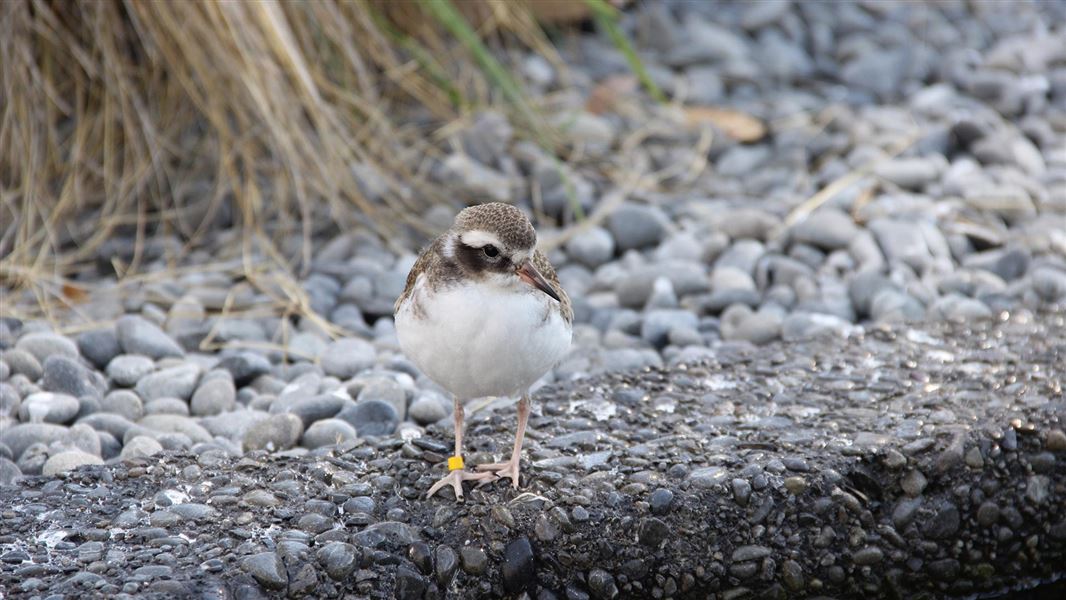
[584,0,666,104]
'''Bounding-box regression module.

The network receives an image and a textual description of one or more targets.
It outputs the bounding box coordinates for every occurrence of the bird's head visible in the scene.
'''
[446,202,560,302]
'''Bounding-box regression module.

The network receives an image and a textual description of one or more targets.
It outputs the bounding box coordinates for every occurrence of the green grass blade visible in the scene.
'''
[583,0,666,104]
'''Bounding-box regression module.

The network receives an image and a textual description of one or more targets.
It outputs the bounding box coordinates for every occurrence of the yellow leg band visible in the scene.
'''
[447,455,465,471]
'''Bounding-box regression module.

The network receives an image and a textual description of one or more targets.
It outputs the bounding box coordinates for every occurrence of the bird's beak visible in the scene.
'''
[517,259,560,302]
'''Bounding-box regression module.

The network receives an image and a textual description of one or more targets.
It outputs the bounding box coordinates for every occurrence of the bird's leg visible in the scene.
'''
[476,394,530,489]
[426,396,494,500]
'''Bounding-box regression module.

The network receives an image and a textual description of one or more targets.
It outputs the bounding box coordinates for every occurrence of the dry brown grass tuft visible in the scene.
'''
[0,0,571,324]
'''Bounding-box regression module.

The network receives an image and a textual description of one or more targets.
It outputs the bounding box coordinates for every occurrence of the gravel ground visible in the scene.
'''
[1,314,1063,599]
[2,1,1066,597]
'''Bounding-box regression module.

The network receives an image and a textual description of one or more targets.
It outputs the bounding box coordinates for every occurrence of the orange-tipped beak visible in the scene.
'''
[517,259,560,302]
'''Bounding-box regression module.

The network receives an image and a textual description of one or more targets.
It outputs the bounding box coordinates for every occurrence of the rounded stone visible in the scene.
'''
[566,227,616,268]
[42,451,104,476]
[100,390,144,422]
[116,315,185,360]
[336,399,399,437]
[120,436,164,461]
[407,393,448,425]
[190,378,236,416]
[106,355,156,388]
[243,413,304,452]
[319,338,376,379]
[460,546,488,575]
[301,419,358,450]
[41,356,97,398]
[3,349,42,381]
[241,552,287,590]
[18,392,80,425]
[317,542,359,581]
[15,332,79,363]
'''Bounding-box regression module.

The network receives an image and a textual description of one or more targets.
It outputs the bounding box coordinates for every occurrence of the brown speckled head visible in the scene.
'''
[453,203,536,251]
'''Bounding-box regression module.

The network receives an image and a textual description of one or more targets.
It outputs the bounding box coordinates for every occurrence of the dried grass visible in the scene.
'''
[0,0,567,324]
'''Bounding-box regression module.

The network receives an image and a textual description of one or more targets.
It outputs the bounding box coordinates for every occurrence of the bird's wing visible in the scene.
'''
[394,238,441,316]
[533,248,573,325]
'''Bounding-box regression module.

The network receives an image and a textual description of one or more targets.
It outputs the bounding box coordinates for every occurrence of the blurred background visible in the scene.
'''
[1,0,1064,342]
[1,5,1065,595]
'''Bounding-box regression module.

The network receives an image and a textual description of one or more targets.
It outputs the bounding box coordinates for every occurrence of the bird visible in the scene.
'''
[394,202,572,500]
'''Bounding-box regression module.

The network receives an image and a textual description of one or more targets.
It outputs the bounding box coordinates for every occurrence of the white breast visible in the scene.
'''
[395,276,571,400]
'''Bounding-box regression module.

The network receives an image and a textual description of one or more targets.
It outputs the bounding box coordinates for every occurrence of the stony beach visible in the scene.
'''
[2,0,1066,597]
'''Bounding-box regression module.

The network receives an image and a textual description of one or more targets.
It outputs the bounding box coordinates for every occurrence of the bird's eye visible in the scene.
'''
[483,245,499,258]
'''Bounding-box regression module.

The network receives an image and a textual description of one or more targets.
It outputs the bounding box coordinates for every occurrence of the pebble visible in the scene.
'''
[649,488,674,515]
[357,378,407,421]
[40,356,96,398]
[852,547,884,566]
[3,349,42,381]
[407,393,448,425]
[243,413,304,452]
[216,352,272,386]
[116,315,185,359]
[567,227,616,268]
[16,333,79,363]
[75,330,122,370]
[316,542,359,581]
[135,364,201,401]
[641,310,698,349]
[319,338,376,379]
[138,414,212,443]
[900,470,927,497]
[106,355,155,388]
[18,392,80,425]
[41,450,104,476]
[607,203,668,252]
[790,209,859,250]
[460,547,488,575]
[337,399,399,437]
[190,378,236,416]
[241,552,288,591]
[435,546,459,587]
[120,436,163,461]
[301,419,358,449]
[502,537,535,593]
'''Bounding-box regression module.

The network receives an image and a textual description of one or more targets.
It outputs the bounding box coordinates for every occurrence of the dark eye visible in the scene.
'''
[483,245,499,258]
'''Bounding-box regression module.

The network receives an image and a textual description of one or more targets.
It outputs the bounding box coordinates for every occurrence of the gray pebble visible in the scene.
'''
[317,542,359,581]
[301,418,358,450]
[143,397,190,417]
[116,315,185,359]
[337,399,399,437]
[460,546,488,575]
[319,338,376,379]
[106,355,155,388]
[41,450,103,476]
[607,203,668,252]
[641,310,698,349]
[135,364,201,401]
[16,332,79,363]
[120,436,164,461]
[75,329,122,370]
[241,552,288,591]
[3,349,42,381]
[138,414,212,443]
[18,392,80,425]
[408,392,449,425]
[190,378,236,416]
[243,413,304,452]
[566,227,616,268]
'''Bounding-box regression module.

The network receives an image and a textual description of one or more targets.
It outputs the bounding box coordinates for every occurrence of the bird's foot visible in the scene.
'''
[425,469,496,500]
[476,458,521,489]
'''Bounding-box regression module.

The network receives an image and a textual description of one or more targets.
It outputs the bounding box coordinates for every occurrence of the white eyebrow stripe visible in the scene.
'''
[460,230,502,248]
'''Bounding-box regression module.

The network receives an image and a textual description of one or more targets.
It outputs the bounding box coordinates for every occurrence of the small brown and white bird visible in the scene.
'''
[394,203,572,500]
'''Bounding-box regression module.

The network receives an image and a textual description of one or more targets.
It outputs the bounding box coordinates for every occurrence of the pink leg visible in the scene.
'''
[476,395,531,488]
[426,396,494,500]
